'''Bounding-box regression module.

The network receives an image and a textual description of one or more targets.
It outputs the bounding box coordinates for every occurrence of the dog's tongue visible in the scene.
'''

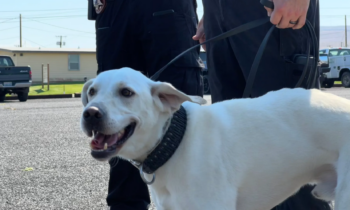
[94,133,105,143]
[91,133,119,150]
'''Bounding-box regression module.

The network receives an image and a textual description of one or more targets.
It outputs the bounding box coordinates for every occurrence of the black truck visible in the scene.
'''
[0,56,32,102]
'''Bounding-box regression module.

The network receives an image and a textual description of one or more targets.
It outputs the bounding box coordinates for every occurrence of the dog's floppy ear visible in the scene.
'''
[81,79,94,107]
[151,81,206,113]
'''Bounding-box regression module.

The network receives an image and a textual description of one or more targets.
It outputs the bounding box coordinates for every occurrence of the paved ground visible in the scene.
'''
[321,86,350,99]
[0,87,348,210]
[0,98,110,210]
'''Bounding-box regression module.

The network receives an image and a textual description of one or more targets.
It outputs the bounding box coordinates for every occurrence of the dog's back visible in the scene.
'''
[163,88,350,210]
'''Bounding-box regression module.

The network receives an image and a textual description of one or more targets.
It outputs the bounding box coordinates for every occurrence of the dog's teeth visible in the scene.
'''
[118,129,125,138]
[104,143,108,150]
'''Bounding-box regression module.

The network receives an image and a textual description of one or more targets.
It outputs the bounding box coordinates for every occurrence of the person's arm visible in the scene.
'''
[264,0,310,29]
[192,16,206,51]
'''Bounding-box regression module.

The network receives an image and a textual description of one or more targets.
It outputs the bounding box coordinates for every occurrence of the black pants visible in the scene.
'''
[94,0,203,209]
[202,0,331,209]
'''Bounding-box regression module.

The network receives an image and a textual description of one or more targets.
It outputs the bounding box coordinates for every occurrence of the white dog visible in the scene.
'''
[80,67,350,210]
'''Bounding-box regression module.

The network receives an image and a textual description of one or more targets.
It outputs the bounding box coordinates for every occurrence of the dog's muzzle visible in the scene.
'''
[82,106,137,160]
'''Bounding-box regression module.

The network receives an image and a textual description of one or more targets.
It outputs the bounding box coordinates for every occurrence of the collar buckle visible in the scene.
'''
[129,160,156,185]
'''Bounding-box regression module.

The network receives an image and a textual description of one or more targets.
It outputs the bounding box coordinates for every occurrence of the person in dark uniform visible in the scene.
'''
[88,0,203,209]
[193,0,332,209]
[194,0,320,101]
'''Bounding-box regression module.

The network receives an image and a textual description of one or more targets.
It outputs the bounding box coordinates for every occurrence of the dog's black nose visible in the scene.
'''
[83,106,103,120]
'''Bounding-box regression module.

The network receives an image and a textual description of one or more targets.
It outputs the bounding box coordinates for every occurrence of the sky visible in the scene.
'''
[0,0,349,49]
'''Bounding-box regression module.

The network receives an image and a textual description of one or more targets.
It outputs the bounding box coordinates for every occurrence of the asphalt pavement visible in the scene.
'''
[0,87,349,210]
[0,98,110,210]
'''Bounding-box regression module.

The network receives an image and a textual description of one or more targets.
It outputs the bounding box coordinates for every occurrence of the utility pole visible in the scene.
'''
[20,14,22,47]
[56,36,66,48]
[346,15,348,47]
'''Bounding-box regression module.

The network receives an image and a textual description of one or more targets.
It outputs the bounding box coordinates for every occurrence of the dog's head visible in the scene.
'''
[80,67,206,161]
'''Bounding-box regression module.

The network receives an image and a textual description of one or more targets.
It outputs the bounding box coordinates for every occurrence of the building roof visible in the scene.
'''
[0,47,96,53]
[0,46,206,54]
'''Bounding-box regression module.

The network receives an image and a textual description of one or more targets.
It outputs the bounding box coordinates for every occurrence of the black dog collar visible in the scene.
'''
[129,106,187,184]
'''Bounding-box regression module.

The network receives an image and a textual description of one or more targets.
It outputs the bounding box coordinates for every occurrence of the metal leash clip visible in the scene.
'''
[129,160,156,185]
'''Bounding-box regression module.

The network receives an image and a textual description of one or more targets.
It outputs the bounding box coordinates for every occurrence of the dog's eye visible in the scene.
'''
[120,88,134,97]
[89,88,95,96]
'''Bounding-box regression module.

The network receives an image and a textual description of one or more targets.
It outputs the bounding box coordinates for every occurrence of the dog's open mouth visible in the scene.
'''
[90,122,137,159]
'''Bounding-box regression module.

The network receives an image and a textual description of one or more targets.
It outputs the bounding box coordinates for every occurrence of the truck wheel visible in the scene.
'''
[341,72,350,88]
[322,80,334,88]
[203,75,210,94]
[17,92,28,102]
[0,93,5,102]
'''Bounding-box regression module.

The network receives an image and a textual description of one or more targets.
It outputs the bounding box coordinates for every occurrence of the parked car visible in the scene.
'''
[0,56,32,102]
[319,48,350,88]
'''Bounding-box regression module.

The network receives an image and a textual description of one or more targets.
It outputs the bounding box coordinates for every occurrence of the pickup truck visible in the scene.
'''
[0,56,32,102]
[319,47,350,88]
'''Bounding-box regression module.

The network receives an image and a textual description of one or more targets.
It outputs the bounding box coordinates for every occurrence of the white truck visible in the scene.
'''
[319,47,350,88]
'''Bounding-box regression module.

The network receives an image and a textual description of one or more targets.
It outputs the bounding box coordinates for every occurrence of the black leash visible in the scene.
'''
[242,24,275,97]
[150,17,270,81]
[150,0,319,97]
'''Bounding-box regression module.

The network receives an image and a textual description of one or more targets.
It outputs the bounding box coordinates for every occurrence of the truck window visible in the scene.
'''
[0,57,14,66]
[319,50,326,54]
[339,50,350,56]
[329,50,340,56]
[329,49,350,56]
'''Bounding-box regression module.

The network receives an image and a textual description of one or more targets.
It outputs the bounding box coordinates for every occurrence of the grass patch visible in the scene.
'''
[5,80,344,97]
[28,83,84,95]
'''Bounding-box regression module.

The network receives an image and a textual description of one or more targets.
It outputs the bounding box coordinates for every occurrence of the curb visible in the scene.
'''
[3,85,345,100]
[5,93,82,100]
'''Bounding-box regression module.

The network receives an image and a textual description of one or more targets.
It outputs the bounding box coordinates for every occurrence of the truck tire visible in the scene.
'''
[17,92,28,102]
[0,93,5,102]
[322,80,334,88]
[203,75,210,94]
[341,72,350,88]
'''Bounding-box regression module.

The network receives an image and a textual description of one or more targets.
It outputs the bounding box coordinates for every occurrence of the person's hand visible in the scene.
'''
[192,16,206,51]
[264,0,310,30]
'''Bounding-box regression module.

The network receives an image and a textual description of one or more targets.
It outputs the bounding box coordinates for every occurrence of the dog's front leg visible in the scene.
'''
[334,145,350,210]
[223,189,238,210]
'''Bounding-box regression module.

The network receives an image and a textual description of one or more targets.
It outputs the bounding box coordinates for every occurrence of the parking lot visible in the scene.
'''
[0,97,109,210]
[0,87,348,210]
